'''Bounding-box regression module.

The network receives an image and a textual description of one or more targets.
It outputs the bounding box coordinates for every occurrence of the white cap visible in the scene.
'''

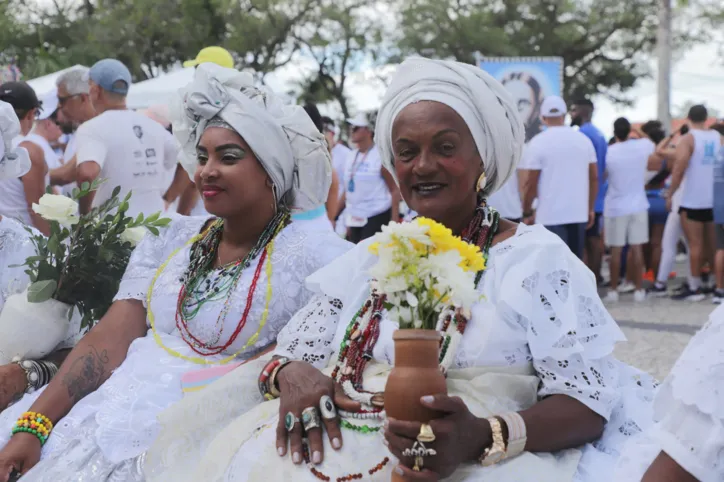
[540,95,567,118]
[37,89,59,120]
[346,113,369,128]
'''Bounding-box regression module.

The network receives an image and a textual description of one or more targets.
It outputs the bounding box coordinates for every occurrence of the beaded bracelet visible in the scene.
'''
[12,412,54,446]
[258,357,290,400]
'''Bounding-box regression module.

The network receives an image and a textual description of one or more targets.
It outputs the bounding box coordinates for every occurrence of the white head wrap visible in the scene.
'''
[375,57,525,196]
[169,63,331,212]
[0,100,30,180]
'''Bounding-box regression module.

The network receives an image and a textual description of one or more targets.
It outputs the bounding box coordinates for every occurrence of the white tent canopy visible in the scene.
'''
[127,67,194,110]
[27,65,86,96]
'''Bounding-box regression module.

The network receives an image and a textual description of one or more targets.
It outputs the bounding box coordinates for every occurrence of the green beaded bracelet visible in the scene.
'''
[340,419,381,434]
[11,426,48,445]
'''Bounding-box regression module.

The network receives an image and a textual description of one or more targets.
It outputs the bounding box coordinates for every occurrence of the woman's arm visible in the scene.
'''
[326,171,340,222]
[23,299,147,423]
[19,142,50,236]
[519,395,604,451]
[643,452,698,482]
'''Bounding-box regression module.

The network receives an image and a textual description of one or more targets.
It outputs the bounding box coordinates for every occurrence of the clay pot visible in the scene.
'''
[384,329,447,481]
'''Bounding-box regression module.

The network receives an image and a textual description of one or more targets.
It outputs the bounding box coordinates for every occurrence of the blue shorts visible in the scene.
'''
[647,191,668,225]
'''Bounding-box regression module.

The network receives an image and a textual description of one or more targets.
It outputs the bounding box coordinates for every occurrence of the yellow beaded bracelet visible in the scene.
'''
[12,411,54,446]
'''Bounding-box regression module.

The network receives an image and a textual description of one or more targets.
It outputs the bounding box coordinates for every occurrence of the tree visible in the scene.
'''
[395,0,701,103]
[290,0,393,118]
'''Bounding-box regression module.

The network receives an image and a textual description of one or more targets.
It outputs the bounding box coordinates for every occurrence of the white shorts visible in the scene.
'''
[604,211,649,247]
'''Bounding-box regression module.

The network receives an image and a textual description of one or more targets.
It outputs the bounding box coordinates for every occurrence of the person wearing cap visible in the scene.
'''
[21,89,64,197]
[183,46,235,69]
[519,95,598,259]
[336,111,399,243]
[602,117,654,303]
[74,58,179,217]
[0,81,53,234]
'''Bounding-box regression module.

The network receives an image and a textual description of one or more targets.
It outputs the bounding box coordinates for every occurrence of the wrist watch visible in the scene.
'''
[480,417,506,467]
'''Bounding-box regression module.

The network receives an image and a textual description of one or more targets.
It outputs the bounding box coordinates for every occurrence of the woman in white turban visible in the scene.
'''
[0,64,351,481]
[143,58,655,482]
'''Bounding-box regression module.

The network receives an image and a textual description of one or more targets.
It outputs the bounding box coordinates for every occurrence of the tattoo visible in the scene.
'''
[61,346,109,403]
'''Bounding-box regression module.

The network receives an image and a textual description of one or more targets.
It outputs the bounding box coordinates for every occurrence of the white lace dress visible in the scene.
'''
[144,224,657,482]
[615,304,724,481]
[0,216,351,481]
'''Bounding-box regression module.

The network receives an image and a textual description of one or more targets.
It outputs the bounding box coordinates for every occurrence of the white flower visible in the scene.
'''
[405,291,419,307]
[120,226,147,246]
[32,194,79,227]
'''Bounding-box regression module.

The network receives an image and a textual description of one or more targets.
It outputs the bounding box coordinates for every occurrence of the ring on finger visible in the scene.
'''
[319,395,337,420]
[301,406,321,431]
[417,423,435,443]
[284,412,300,432]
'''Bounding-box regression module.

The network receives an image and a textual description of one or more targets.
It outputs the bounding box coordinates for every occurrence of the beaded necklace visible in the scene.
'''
[146,212,289,365]
[330,202,500,431]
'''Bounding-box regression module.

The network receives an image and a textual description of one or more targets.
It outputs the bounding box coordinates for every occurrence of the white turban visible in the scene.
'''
[0,100,30,181]
[375,57,525,196]
[169,64,331,213]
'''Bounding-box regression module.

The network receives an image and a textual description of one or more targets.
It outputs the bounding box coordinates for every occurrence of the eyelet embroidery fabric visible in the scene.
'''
[0,216,352,480]
[614,305,724,481]
[271,224,656,481]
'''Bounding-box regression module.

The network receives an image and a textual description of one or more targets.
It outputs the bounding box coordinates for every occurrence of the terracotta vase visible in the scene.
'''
[384,329,447,481]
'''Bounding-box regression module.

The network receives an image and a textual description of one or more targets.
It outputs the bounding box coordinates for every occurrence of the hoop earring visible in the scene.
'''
[476,173,487,192]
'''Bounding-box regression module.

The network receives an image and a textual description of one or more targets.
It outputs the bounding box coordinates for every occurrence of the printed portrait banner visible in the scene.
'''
[478,56,564,142]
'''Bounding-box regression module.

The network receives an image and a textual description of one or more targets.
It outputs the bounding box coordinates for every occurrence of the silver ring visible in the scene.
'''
[284,412,299,432]
[301,406,321,431]
[319,395,337,420]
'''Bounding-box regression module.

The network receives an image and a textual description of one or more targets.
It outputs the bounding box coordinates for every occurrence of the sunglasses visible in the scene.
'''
[58,94,82,106]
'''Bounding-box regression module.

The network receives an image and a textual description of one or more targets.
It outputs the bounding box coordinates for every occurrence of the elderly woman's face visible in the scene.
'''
[195,126,274,219]
[392,101,482,225]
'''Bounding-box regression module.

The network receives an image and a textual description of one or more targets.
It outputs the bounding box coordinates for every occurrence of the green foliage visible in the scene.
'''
[19,180,170,332]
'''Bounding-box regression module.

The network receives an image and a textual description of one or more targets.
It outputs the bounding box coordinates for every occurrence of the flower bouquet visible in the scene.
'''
[370,218,485,467]
[0,180,170,363]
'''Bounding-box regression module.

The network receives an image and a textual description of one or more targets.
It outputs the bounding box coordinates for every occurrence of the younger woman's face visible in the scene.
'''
[391,101,482,227]
[194,126,275,220]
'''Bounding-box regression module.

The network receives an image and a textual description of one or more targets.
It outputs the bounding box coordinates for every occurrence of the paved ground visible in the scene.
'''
[601,259,717,381]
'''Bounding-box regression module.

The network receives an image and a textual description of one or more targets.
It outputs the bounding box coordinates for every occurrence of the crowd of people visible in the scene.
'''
[0,47,720,482]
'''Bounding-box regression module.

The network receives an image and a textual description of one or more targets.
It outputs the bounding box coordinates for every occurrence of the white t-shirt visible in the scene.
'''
[487,174,522,219]
[519,126,597,225]
[23,132,61,190]
[680,129,721,210]
[331,143,351,198]
[603,138,653,218]
[76,110,179,218]
[342,145,391,219]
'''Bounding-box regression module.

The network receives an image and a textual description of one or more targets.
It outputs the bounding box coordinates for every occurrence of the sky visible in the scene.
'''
[264,43,724,139]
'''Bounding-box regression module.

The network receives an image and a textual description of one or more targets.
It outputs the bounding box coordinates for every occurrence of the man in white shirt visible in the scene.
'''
[336,112,399,243]
[603,118,653,302]
[75,59,178,217]
[667,105,722,301]
[520,95,598,259]
[322,116,352,200]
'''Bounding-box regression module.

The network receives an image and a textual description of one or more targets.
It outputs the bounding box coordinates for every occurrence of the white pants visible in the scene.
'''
[656,210,688,283]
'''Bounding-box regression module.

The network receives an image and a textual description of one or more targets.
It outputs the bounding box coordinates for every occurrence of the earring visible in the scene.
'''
[476,173,487,192]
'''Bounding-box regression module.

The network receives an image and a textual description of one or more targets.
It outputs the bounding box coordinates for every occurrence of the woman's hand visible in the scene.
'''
[0,433,42,481]
[384,394,492,480]
[275,361,360,465]
[0,364,26,411]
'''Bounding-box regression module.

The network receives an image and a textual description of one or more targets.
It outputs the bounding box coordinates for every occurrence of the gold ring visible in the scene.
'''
[417,423,435,443]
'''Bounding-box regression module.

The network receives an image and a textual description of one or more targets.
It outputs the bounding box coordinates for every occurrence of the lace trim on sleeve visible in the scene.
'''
[274,295,342,369]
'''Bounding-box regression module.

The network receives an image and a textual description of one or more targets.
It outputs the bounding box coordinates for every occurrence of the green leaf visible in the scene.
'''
[81,181,90,191]
[118,201,129,212]
[154,217,172,227]
[147,226,160,236]
[145,212,160,223]
[112,185,121,198]
[72,188,80,199]
[135,213,144,224]
[27,279,58,303]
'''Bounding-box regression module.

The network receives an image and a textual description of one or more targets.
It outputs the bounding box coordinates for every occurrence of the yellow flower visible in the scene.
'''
[369,242,380,255]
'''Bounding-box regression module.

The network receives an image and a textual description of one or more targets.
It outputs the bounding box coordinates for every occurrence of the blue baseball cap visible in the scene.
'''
[85,59,132,96]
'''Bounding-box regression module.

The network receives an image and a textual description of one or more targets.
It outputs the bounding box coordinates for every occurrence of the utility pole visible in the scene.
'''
[657,0,672,132]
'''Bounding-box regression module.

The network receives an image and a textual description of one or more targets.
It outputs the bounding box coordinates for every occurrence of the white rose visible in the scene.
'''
[120,226,147,246]
[32,194,79,227]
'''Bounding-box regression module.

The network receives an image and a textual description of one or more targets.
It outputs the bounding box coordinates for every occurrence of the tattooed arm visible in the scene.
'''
[22,299,148,422]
